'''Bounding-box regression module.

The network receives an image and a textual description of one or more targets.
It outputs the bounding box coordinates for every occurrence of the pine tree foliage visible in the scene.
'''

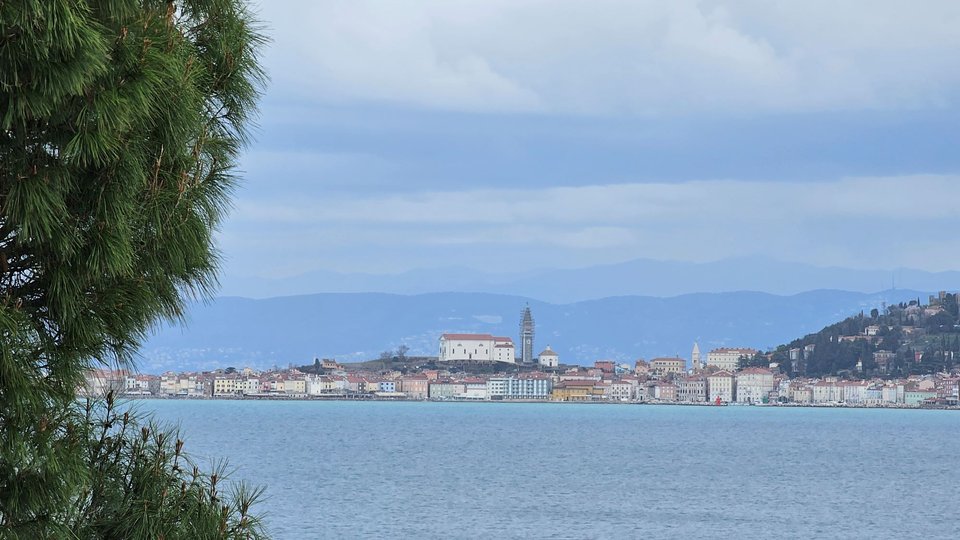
[1,1,266,537]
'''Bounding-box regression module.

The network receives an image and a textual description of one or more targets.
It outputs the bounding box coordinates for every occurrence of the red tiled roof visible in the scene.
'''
[441,333,495,340]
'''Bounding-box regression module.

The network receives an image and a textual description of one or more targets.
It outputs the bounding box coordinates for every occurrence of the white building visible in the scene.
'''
[812,381,843,403]
[607,381,634,401]
[439,333,516,363]
[538,345,559,368]
[735,367,774,403]
[461,380,488,400]
[881,384,905,404]
[706,371,735,403]
[487,376,553,399]
[707,347,759,372]
[842,381,869,404]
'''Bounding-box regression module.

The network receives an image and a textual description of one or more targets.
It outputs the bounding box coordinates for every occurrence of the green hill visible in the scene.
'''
[762,293,960,378]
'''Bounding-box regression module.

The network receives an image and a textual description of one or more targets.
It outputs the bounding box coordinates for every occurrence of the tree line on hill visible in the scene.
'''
[741,294,960,378]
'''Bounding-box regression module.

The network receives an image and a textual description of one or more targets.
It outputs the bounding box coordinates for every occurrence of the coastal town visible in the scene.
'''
[85,297,960,409]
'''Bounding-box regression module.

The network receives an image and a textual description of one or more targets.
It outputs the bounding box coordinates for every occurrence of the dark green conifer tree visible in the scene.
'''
[1,1,266,537]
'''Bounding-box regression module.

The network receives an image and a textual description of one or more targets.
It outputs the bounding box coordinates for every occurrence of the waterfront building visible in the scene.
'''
[538,346,559,368]
[790,384,813,404]
[283,379,306,394]
[438,333,516,363]
[864,386,883,405]
[398,374,429,399]
[306,375,342,395]
[347,376,371,393]
[706,347,759,372]
[82,369,128,397]
[607,381,634,401]
[213,376,238,396]
[706,371,735,403]
[649,357,685,378]
[881,384,904,404]
[121,374,157,396]
[551,380,598,401]
[905,389,938,406]
[647,381,678,401]
[462,378,488,399]
[735,368,775,404]
[488,375,553,400]
[429,381,467,399]
[676,375,706,402]
[236,377,261,395]
[841,381,870,404]
[812,381,842,403]
[520,305,535,365]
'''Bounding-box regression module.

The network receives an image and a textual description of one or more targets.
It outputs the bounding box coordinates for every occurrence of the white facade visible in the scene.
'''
[538,345,559,368]
[812,382,842,403]
[842,382,869,404]
[607,382,633,401]
[706,371,735,403]
[735,368,774,403]
[881,384,905,404]
[487,377,553,399]
[439,333,515,363]
[462,382,488,400]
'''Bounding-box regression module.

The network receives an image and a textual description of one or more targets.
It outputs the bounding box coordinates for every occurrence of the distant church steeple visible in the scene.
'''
[692,342,702,371]
[520,305,535,365]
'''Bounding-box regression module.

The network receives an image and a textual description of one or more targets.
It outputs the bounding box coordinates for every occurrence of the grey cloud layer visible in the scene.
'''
[225,176,960,275]
[263,0,960,114]
[236,176,959,225]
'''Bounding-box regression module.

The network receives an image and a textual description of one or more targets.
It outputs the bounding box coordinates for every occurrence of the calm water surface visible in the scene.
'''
[139,400,960,539]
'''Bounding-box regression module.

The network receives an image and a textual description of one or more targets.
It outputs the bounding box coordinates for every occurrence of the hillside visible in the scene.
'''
[140,289,926,373]
[761,292,960,378]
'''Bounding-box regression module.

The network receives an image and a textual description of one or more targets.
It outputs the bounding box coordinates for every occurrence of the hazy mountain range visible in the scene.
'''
[140,288,929,373]
[219,257,959,303]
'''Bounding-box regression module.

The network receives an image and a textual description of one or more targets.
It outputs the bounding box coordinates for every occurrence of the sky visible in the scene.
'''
[222,0,960,284]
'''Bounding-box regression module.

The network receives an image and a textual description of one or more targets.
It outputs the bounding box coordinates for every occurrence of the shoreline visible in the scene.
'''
[116,394,960,410]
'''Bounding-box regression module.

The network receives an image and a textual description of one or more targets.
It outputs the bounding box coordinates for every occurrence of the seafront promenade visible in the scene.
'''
[91,359,960,410]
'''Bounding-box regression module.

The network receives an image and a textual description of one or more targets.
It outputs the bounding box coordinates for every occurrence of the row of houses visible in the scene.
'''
[82,360,960,407]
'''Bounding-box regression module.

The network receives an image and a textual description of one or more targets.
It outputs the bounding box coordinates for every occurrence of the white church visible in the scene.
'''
[439,333,516,363]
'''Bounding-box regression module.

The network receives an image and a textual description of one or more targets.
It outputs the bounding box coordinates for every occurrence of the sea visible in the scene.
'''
[139,400,960,539]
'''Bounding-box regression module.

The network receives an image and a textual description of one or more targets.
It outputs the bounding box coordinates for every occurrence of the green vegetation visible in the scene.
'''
[769,294,960,379]
[1,1,266,537]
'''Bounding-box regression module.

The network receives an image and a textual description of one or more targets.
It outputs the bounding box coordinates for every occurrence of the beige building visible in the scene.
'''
[735,367,774,403]
[283,379,306,394]
[649,357,685,378]
[706,371,735,403]
[398,374,429,399]
[647,381,678,401]
[634,359,650,376]
[707,348,759,372]
[607,381,634,401]
[812,381,842,403]
[676,375,707,402]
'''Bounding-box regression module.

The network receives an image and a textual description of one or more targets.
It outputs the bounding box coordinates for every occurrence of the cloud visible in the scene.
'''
[234,175,960,226]
[260,0,960,114]
[226,175,960,275]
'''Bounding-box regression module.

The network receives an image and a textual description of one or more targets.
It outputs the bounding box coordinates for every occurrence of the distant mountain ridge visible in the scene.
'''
[220,257,959,303]
[141,288,928,373]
